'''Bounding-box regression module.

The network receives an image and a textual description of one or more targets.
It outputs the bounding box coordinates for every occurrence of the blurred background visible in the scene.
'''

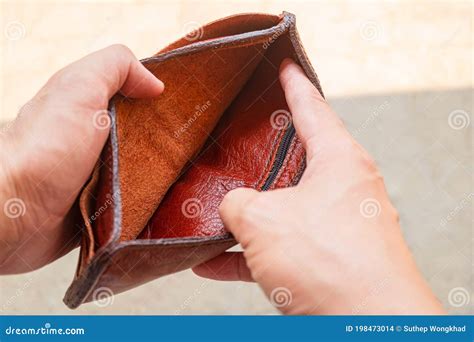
[0,0,472,314]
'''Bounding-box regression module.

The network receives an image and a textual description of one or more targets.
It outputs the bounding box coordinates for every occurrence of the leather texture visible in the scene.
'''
[64,11,324,309]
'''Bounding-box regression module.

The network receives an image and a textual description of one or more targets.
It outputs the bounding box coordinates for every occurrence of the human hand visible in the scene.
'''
[0,45,164,274]
[193,59,445,315]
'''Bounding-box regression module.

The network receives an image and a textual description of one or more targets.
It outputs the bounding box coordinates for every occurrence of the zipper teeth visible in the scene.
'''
[261,125,296,191]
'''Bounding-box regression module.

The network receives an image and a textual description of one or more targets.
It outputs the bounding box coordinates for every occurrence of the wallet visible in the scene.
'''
[64,11,323,309]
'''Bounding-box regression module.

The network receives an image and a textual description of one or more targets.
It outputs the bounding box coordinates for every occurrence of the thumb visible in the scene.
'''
[46,44,165,105]
[279,58,352,164]
[219,187,260,244]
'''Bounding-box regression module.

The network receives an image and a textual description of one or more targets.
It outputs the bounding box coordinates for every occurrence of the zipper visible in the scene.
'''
[261,125,296,191]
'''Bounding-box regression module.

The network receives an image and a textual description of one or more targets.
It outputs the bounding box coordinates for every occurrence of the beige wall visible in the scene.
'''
[0,0,472,314]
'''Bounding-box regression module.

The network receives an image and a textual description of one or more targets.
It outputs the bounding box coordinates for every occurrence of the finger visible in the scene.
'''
[117,49,165,98]
[219,187,260,243]
[47,44,164,104]
[279,58,351,162]
[192,252,254,282]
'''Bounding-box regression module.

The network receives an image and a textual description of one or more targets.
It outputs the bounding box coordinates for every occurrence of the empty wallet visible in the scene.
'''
[64,11,324,309]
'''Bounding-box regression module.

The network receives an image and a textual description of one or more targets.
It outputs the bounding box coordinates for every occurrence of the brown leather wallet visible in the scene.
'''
[64,11,323,309]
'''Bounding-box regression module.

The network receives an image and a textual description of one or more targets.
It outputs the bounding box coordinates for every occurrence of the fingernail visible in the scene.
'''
[281,57,295,69]
[156,78,165,92]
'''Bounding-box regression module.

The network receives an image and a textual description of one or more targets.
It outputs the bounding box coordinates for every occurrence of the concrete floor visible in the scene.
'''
[0,0,472,314]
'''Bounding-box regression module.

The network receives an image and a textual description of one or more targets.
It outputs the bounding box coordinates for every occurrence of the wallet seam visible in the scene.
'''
[140,15,292,66]
[108,14,294,247]
[65,11,325,309]
[64,237,235,308]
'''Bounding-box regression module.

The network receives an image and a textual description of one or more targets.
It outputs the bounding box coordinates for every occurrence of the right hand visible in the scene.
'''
[193,59,445,315]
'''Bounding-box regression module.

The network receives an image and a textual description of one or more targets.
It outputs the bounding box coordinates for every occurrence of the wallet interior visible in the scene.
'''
[78,13,306,256]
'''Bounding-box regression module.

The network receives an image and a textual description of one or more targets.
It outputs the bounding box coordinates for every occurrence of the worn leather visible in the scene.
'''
[64,11,324,309]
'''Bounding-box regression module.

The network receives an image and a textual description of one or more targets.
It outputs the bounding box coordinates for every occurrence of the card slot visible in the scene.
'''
[139,31,300,240]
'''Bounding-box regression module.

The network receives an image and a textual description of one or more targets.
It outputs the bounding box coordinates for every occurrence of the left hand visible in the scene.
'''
[0,44,164,274]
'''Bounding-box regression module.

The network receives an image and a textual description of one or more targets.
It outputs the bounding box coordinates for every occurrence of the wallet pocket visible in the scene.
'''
[140,30,306,239]
[65,11,323,309]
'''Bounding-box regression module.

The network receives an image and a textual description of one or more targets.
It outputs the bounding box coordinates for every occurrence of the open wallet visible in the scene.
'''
[64,11,324,309]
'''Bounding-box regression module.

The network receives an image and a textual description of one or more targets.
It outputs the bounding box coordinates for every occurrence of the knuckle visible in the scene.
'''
[333,139,378,171]
[220,189,263,227]
[48,68,84,89]
[107,43,132,55]
[312,141,383,192]
[387,203,400,223]
[356,149,378,173]
[282,73,298,94]
[306,86,327,105]
[238,196,262,225]
[393,208,400,223]
[105,44,135,66]
[315,137,358,164]
[290,83,326,110]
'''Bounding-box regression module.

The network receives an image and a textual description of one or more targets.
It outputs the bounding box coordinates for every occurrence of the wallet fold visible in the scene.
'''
[64,11,323,309]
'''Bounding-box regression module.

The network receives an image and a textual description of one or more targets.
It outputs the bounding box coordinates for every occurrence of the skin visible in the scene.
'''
[193,59,445,315]
[0,45,164,273]
[0,46,444,314]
